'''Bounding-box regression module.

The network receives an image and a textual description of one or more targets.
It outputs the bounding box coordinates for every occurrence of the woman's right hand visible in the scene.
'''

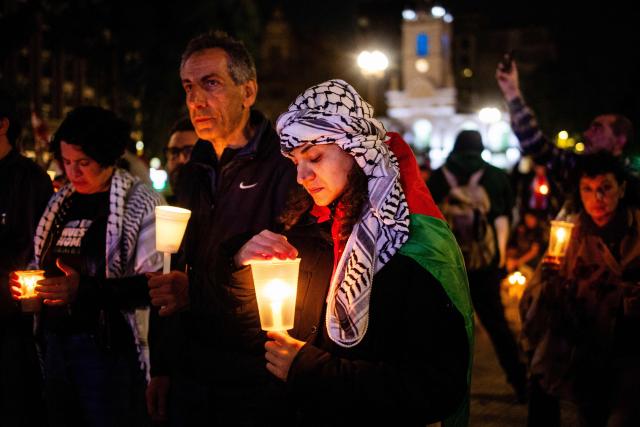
[234,230,298,267]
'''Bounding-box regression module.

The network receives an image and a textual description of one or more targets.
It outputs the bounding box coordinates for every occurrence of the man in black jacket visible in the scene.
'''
[146,31,298,425]
[0,89,53,426]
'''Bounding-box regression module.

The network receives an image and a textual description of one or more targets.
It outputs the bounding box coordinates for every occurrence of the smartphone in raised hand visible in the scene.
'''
[500,51,514,72]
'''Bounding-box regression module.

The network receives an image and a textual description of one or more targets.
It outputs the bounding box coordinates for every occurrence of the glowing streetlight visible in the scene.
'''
[402,9,417,21]
[478,107,502,124]
[431,6,446,18]
[357,50,389,77]
[478,107,502,151]
[357,50,389,113]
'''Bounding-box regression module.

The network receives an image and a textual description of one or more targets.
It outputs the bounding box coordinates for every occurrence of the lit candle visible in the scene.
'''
[264,279,293,331]
[548,220,575,259]
[155,206,192,273]
[14,270,45,313]
[250,259,300,332]
[507,271,526,286]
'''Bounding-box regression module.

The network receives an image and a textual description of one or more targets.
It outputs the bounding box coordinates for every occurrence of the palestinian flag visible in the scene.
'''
[387,132,474,427]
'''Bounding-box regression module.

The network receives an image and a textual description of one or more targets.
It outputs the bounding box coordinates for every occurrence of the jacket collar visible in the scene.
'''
[189,109,271,168]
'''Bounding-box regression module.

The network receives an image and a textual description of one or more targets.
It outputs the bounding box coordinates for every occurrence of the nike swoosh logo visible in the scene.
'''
[239,182,258,189]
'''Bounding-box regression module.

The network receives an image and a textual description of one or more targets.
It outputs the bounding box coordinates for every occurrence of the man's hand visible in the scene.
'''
[147,271,189,316]
[234,230,298,268]
[146,376,170,422]
[495,56,522,102]
[265,331,306,382]
[34,259,80,306]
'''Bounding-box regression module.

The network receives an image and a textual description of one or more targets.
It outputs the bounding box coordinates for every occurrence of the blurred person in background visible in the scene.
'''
[1,88,52,427]
[164,116,197,204]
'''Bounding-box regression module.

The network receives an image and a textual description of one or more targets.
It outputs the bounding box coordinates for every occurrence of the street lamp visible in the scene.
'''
[478,107,502,154]
[357,50,389,112]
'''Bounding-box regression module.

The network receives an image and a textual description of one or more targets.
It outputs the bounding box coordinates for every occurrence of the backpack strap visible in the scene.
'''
[469,168,485,186]
[442,166,459,189]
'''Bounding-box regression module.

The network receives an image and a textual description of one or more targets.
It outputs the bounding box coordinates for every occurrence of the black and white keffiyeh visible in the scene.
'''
[276,79,410,347]
[33,168,163,380]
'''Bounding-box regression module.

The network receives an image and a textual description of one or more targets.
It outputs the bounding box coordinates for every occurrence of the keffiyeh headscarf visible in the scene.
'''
[276,79,410,347]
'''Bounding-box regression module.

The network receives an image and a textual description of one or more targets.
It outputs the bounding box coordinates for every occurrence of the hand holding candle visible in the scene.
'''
[10,269,45,312]
[234,230,298,267]
[265,331,305,381]
[547,220,575,260]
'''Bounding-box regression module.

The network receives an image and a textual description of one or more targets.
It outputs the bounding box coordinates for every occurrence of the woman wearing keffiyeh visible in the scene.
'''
[236,80,473,426]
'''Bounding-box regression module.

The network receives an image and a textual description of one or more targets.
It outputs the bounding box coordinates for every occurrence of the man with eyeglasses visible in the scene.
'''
[164,117,197,203]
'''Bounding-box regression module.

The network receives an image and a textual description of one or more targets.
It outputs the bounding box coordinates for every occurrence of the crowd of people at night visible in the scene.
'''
[1,30,639,427]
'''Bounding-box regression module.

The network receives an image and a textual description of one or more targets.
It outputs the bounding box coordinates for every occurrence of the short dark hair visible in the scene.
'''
[577,152,626,183]
[51,106,129,167]
[0,89,22,147]
[574,152,638,209]
[180,30,257,85]
[169,116,195,137]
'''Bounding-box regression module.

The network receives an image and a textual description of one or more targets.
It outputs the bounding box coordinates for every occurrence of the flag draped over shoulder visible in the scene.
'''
[387,132,474,427]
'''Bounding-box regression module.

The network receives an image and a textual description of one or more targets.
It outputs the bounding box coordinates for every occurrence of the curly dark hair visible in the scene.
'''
[51,106,129,167]
[181,30,256,85]
[280,161,369,245]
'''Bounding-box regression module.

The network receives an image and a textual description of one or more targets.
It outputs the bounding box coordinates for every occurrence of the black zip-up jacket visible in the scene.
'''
[226,216,469,426]
[149,110,298,415]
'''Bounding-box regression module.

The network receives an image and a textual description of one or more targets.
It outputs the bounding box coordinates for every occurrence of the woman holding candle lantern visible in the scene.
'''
[10,106,163,426]
[521,153,640,426]
[236,80,472,426]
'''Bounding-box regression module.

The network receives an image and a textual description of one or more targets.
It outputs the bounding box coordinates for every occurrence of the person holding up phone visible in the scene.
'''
[495,52,635,215]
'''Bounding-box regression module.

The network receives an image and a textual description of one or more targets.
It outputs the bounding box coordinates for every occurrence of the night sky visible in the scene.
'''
[3,0,640,151]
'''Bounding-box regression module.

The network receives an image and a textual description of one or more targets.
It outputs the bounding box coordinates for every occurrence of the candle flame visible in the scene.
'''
[507,271,526,286]
[15,271,45,299]
[264,279,293,302]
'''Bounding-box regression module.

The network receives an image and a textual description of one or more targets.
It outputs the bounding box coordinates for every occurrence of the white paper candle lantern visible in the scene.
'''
[548,220,575,259]
[155,206,191,273]
[249,259,300,331]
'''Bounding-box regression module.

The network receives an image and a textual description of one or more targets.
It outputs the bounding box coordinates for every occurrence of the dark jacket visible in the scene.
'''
[428,151,513,224]
[0,149,53,313]
[278,221,469,426]
[152,110,298,414]
[0,148,51,427]
[428,151,513,270]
